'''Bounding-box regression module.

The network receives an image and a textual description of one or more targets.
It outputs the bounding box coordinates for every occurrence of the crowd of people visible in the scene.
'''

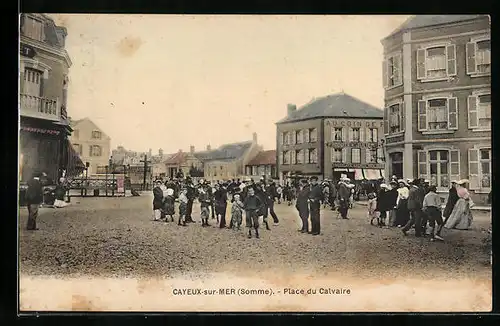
[367,176,476,242]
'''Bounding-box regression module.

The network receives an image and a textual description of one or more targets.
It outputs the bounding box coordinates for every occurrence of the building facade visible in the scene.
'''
[69,118,111,176]
[19,13,77,182]
[245,150,277,181]
[381,15,491,204]
[276,93,384,183]
[163,147,204,179]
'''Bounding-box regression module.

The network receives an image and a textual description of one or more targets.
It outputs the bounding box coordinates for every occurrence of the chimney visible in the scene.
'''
[158,148,163,156]
[252,132,258,143]
[206,144,211,151]
[287,103,297,116]
[190,145,195,153]
[148,148,152,157]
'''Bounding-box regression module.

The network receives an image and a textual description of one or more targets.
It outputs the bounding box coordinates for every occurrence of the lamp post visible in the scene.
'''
[109,157,115,196]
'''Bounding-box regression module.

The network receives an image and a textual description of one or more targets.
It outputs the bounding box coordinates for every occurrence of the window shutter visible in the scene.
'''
[468,149,479,190]
[291,150,296,164]
[304,129,310,143]
[418,100,427,131]
[393,54,402,85]
[376,147,383,163]
[341,127,347,141]
[417,150,428,178]
[466,42,477,75]
[331,148,335,163]
[416,48,426,80]
[383,107,389,135]
[89,145,92,157]
[359,127,365,142]
[400,101,405,132]
[365,148,372,163]
[446,44,457,76]
[279,152,283,165]
[302,149,307,163]
[447,97,458,130]
[342,148,347,163]
[450,149,460,184]
[382,59,388,88]
[279,132,283,145]
[467,95,478,129]
[348,128,353,142]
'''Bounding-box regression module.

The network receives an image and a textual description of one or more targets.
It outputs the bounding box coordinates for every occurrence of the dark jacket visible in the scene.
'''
[338,183,350,201]
[407,186,423,211]
[376,189,388,212]
[244,194,263,212]
[152,186,164,210]
[296,186,310,213]
[386,188,399,210]
[54,184,66,201]
[308,183,323,207]
[214,188,228,205]
[443,186,459,218]
[25,178,43,205]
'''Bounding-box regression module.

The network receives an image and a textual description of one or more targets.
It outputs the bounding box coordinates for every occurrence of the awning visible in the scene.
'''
[66,139,85,177]
[363,169,383,180]
[354,169,364,180]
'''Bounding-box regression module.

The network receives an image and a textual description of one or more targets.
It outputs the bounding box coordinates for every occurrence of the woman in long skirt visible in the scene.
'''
[443,180,473,230]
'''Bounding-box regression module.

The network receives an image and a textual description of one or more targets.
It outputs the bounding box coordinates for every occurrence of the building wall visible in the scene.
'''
[276,119,323,179]
[69,119,111,176]
[382,16,491,204]
[323,118,385,180]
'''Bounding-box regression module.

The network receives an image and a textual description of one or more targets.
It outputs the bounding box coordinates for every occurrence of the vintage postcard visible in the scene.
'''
[18,14,492,312]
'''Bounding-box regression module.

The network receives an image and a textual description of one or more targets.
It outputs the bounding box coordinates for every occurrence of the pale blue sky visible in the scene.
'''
[51,14,409,155]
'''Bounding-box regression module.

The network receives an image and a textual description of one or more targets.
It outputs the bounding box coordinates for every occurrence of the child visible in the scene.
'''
[152,180,164,221]
[230,194,244,230]
[163,188,176,222]
[244,187,263,239]
[367,192,379,226]
[178,188,188,226]
[422,185,444,241]
[198,186,212,227]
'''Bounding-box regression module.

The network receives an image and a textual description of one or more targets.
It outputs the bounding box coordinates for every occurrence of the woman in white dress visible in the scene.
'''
[444,179,474,230]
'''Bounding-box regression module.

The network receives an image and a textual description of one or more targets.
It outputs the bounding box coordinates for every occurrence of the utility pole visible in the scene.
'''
[140,154,151,190]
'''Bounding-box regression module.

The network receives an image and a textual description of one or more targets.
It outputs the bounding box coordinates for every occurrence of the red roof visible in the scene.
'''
[247,150,276,166]
[164,151,187,165]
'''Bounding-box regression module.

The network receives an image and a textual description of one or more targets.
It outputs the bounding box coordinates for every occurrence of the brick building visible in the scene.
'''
[19,14,82,183]
[381,15,491,204]
[276,93,384,183]
[245,150,277,181]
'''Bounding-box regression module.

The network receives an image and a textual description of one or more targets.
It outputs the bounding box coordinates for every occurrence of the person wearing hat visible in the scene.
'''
[184,176,196,223]
[375,183,389,227]
[394,179,410,227]
[213,182,228,228]
[25,172,44,230]
[197,181,212,227]
[296,179,311,233]
[401,178,425,237]
[264,179,280,226]
[152,180,164,221]
[437,180,459,236]
[177,187,188,226]
[308,176,322,235]
[337,177,351,219]
[422,185,444,241]
[387,181,399,226]
[442,179,474,230]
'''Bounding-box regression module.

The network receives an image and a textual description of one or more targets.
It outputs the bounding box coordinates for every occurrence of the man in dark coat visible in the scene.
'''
[296,179,310,233]
[264,180,280,226]
[214,183,228,228]
[254,180,270,230]
[375,184,389,227]
[308,176,322,235]
[152,180,164,221]
[184,177,196,223]
[337,178,351,219]
[25,172,44,230]
[387,181,399,226]
[402,179,425,237]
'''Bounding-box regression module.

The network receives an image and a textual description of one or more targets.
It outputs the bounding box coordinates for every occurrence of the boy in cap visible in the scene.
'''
[197,180,212,226]
[152,180,164,221]
[422,185,444,241]
[244,187,264,238]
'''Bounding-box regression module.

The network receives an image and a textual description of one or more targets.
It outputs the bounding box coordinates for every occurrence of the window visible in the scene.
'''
[283,151,290,164]
[90,145,102,157]
[309,128,317,142]
[367,128,378,143]
[389,104,402,134]
[23,68,43,96]
[429,150,450,188]
[332,127,343,141]
[467,38,491,75]
[73,143,82,155]
[308,149,318,164]
[295,130,303,144]
[418,149,460,190]
[350,128,361,142]
[469,148,491,190]
[252,166,258,176]
[258,166,265,176]
[418,97,458,132]
[73,129,79,139]
[382,53,402,88]
[22,15,44,41]
[332,149,342,163]
[296,150,304,164]
[365,148,378,163]
[291,150,297,164]
[417,44,456,80]
[351,148,361,164]
[390,152,403,179]
[92,130,102,139]
[468,93,491,130]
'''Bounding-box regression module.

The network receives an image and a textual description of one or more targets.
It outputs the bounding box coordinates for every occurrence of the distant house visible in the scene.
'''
[245,150,277,181]
[194,133,261,181]
[69,117,111,176]
[163,148,203,179]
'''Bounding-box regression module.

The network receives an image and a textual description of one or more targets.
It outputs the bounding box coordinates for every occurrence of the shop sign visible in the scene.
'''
[332,163,384,169]
[326,119,384,128]
[326,141,380,149]
[21,126,60,135]
[385,135,404,145]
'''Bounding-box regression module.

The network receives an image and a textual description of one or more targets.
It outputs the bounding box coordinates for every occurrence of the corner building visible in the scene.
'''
[381,15,491,204]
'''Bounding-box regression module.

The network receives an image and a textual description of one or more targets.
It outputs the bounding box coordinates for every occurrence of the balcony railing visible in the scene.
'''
[20,94,59,121]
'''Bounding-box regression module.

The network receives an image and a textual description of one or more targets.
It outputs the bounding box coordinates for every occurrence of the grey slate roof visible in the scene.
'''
[387,15,487,38]
[194,141,253,162]
[277,93,383,124]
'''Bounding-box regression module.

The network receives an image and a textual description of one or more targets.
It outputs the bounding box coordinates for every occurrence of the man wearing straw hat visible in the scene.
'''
[337,176,351,219]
